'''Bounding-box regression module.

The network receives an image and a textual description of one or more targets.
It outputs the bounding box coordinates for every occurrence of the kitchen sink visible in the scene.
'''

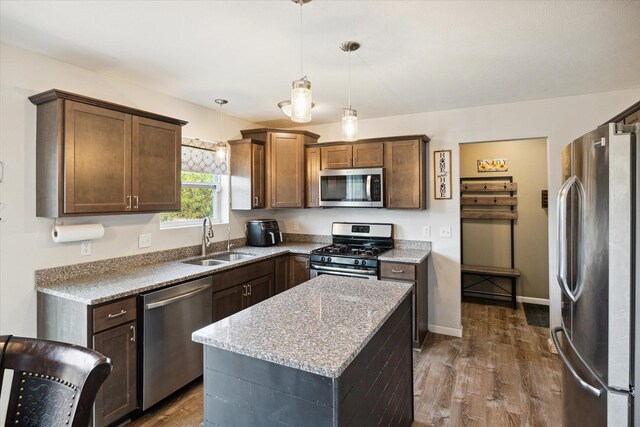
[210,253,255,262]
[183,252,255,267]
[184,259,229,267]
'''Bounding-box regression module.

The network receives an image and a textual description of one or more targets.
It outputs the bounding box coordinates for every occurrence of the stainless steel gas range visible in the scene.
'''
[310,222,393,280]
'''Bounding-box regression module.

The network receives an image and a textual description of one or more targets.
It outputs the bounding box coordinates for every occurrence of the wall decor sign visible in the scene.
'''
[477,158,508,172]
[434,150,452,199]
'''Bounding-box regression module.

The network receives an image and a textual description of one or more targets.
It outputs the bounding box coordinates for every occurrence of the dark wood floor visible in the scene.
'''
[130,302,562,427]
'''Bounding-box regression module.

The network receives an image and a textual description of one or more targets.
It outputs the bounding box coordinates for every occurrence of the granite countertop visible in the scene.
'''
[35,242,431,305]
[35,243,325,305]
[192,275,412,378]
[378,248,431,263]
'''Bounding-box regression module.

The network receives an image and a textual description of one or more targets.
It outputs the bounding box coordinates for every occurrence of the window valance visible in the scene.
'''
[181,137,228,175]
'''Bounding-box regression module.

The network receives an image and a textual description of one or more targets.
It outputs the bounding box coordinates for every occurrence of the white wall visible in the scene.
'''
[1,40,639,342]
[277,87,640,334]
[0,43,266,339]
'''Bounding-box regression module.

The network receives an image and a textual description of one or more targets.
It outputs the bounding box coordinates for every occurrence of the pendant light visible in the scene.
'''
[214,99,228,161]
[340,41,360,142]
[290,0,312,123]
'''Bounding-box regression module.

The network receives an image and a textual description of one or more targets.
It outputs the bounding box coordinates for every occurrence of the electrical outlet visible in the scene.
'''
[293,221,300,232]
[139,233,151,248]
[439,226,452,238]
[422,226,431,238]
[80,240,91,256]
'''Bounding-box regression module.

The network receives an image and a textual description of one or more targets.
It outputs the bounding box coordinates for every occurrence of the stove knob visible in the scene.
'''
[327,257,332,262]
[321,257,325,262]
[361,260,366,266]
[354,259,359,265]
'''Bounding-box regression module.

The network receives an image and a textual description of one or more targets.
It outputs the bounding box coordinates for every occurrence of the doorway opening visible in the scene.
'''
[459,138,549,323]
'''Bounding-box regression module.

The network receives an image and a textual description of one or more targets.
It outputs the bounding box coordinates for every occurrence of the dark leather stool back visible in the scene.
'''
[0,335,112,426]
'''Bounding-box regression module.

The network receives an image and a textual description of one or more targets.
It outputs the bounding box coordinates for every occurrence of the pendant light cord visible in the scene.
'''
[348,50,352,109]
[300,3,303,78]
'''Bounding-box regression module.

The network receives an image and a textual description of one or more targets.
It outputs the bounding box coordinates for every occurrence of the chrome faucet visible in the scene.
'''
[227,226,233,253]
[202,217,214,256]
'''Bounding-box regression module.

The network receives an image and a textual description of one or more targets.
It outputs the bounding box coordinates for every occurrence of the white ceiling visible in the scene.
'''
[1,1,639,127]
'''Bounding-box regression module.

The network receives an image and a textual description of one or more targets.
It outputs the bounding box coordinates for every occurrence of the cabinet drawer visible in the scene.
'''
[380,262,416,281]
[93,297,137,333]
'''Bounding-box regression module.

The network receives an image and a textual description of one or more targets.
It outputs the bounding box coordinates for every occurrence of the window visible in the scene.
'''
[160,138,228,228]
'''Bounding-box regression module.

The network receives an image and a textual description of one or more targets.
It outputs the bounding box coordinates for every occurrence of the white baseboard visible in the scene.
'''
[428,324,463,338]
[516,296,550,306]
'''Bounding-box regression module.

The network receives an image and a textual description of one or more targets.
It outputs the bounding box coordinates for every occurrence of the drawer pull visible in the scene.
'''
[107,309,127,319]
[391,269,404,273]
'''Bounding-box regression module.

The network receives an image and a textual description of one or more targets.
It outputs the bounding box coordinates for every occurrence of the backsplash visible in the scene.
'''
[35,238,246,286]
[282,233,332,244]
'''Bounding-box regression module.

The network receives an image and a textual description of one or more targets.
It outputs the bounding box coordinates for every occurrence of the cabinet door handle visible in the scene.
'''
[272,196,276,205]
[248,284,252,295]
[130,325,136,342]
[306,259,310,269]
[126,195,132,210]
[254,196,259,207]
[133,195,139,210]
[108,309,127,319]
[391,269,404,273]
[242,285,246,297]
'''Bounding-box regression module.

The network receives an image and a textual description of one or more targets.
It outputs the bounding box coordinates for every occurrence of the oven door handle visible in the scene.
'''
[311,264,377,277]
[312,268,375,280]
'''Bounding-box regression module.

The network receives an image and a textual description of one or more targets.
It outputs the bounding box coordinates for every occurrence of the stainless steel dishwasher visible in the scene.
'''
[140,276,212,410]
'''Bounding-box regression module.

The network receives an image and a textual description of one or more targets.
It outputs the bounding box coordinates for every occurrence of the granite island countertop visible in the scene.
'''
[192,275,413,378]
[35,243,325,305]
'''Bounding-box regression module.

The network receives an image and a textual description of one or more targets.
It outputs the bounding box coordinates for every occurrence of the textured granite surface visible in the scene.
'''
[35,243,325,305]
[282,233,332,244]
[394,239,432,251]
[379,247,431,263]
[192,275,412,378]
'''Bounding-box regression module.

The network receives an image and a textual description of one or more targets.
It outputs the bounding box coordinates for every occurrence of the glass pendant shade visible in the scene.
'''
[291,78,312,123]
[342,108,358,142]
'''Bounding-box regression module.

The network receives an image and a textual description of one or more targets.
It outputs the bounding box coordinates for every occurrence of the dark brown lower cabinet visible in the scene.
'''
[288,255,310,289]
[274,255,289,294]
[380,257,429,348]
[212,274,274,321]
[212,284,245,322]
[92,321,137,427]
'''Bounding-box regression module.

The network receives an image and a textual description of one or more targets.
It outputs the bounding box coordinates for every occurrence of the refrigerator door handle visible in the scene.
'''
[556,175,585,302]
[551,327,603,397]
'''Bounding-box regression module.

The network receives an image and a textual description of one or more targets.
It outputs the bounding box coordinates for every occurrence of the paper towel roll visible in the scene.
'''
[51,224,105,243]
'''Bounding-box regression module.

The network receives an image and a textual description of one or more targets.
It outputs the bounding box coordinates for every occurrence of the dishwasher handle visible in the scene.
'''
[144,284,212,310]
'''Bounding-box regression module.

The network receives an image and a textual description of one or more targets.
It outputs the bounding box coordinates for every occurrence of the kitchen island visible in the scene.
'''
[192,275,414,427]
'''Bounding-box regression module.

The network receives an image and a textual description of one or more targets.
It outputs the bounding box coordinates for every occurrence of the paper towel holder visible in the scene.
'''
[51,221,105,243]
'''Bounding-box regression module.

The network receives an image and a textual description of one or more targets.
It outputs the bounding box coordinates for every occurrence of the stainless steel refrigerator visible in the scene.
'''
[552,122,639,426]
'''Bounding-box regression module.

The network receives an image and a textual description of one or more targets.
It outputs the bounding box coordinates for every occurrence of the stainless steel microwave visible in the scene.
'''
[319,168,384,207]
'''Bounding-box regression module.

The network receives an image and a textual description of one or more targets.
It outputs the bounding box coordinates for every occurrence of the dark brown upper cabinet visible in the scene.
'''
[240,128,320,209]
[29,89,186,217]
[310,136,429,209]
[320,142,383,169]
[384,137,429,209]
[229,138,265,210]
[305,146,320,208]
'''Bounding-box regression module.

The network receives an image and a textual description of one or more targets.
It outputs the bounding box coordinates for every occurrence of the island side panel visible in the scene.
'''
[203,347,335,426]
[336,294,413,426]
